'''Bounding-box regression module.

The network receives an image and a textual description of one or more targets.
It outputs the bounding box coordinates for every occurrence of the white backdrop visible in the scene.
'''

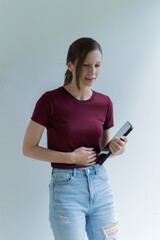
[0,0,160,239]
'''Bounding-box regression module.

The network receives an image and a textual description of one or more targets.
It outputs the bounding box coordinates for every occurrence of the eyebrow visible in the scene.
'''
[84,61,102,64]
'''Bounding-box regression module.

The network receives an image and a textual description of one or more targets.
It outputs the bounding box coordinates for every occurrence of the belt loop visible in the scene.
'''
[93,164,99,174]
[72,168,76,177]
[93,165,97,174]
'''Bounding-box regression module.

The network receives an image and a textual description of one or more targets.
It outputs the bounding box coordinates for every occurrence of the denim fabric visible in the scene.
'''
[49,164,118,240]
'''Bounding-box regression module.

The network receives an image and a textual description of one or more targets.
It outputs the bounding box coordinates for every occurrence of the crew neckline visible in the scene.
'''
[61,86,96,103]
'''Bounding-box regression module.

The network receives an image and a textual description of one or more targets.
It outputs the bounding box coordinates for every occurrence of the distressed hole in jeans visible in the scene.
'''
[60,215,70,224]
[103,222,118,238]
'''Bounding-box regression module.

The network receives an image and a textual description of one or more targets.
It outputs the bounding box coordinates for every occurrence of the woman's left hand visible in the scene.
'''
[108,136,128,155]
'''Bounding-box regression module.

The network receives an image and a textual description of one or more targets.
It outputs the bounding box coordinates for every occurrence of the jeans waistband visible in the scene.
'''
[51,164,101,177]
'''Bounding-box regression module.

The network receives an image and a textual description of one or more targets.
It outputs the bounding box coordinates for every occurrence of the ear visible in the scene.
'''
[67,61,73,71]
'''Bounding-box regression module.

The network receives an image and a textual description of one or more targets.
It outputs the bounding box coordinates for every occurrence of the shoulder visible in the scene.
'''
[38,86,63,100]
[45,86,64,98]
[93,89,113,104]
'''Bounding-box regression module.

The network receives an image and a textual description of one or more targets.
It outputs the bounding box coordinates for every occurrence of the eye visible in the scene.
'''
[83,64,101,68]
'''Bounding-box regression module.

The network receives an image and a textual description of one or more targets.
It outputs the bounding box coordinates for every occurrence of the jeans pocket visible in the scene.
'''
[97,165,109,180]
[53,172,73,185]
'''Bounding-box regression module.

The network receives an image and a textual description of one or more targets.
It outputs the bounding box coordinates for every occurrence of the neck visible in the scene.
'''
[63,83,92,101]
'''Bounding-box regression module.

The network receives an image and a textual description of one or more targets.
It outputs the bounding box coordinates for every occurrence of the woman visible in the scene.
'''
[23,37,127,240]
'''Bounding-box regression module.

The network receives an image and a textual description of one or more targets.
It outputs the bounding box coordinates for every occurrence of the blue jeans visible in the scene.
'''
[49,164,118,240]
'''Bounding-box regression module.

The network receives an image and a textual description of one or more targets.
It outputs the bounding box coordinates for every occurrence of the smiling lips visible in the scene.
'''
[85,78,95,81]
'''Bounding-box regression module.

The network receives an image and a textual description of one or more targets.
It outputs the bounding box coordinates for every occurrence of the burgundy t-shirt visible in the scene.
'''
[31,86,114,169]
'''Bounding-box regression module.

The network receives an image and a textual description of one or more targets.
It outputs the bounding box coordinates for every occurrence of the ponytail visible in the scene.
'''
[64,69,72,86]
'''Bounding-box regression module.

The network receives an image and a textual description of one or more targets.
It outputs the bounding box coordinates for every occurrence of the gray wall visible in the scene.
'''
[0,0,160,239]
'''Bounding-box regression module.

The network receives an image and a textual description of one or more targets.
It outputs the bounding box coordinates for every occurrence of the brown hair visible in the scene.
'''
[64,37,102,90]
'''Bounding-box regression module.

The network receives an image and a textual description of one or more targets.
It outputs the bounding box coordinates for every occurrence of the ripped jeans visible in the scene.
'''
[49,164,118,240]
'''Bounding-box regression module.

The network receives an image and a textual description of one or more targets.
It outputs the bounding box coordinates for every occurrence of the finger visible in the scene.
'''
[86,161,97,166]
[109,145,117,154]
[111,144,118,152]
[84,159,95,166]
[87,155,97,162]
[110,141,122,151]
[88,153,97,159]
[88,156,97,162]
[85,147,94,151]
[87,150,96,155]
[120,136,128,142]
[110,144,122,154]
[114,138,125,147]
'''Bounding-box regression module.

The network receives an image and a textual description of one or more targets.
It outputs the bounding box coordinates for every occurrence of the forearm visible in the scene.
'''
[101,141,116,158]
[101,141,111,152]
[23,145,73,164]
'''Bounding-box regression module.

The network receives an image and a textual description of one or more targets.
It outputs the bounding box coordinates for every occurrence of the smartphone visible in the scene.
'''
[97,121,133,165]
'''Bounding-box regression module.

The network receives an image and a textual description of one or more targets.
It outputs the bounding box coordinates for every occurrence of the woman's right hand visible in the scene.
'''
[72,147,97,166]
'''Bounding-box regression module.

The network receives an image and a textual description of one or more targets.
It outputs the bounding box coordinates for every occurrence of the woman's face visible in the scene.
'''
[80,49,102,87]
[68,49,102,88]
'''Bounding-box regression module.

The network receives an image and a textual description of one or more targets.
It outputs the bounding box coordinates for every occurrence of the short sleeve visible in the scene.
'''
[31,92,52,127]
[103,98,114,130]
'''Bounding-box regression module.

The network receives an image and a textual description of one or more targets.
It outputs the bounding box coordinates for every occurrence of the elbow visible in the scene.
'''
[22,143,29,157]
[22,142,34,157]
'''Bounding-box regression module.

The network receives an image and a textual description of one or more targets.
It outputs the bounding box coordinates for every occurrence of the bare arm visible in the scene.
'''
[22,120,97,166]
[100,128,111,151]
[22,120,73,164]
[100,128,128,156]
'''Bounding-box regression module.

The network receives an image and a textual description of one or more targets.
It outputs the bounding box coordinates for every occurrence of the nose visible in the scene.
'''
[88,66,95,75]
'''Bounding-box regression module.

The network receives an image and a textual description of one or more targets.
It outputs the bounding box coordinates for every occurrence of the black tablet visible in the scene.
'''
[97,121,133,165]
